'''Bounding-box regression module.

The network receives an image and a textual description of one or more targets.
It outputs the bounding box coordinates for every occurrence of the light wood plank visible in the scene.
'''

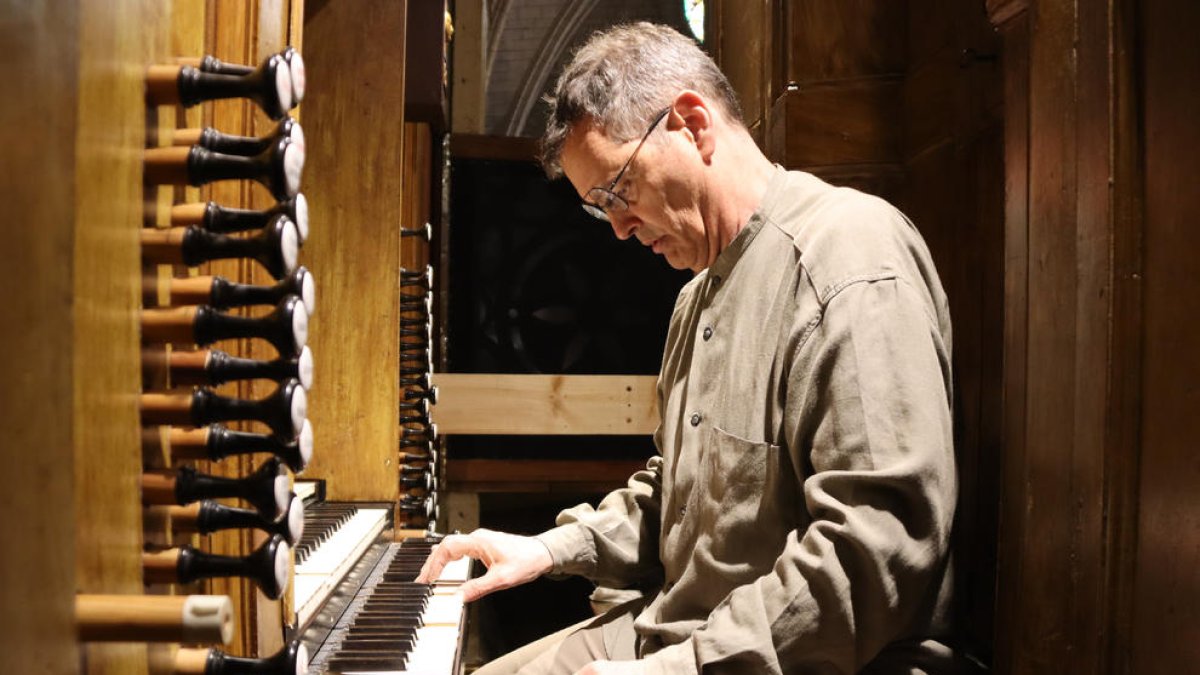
[431,374,657,435]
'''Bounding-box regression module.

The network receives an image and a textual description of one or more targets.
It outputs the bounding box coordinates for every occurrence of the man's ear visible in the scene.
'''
[669,90,715,162]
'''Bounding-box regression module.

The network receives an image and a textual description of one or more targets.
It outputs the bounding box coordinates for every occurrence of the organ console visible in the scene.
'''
[172,116,305,157]
[49,3,464,668]
[142,458,291,519]
[158,345,314,390]
[141,296,309,358]
[140,378,307,439]
[151,420,314,473]
[170,195,310,243]
[143,534,291,600]
[146,53,294,119]
[76,594,234,644]
[148,639,308,675]
[143,136,304,200]
[150,266,316,314]
[144,496,305,547]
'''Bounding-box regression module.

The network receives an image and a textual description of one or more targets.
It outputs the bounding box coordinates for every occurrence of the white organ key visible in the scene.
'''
[434,555,471,584]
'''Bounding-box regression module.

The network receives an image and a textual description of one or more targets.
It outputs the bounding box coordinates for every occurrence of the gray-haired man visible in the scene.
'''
[419,22,960,675]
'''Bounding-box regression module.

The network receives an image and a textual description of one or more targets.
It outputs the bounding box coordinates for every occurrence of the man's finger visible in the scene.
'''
[459,575,500,603]
[416,534,479,583]
[415,536,458,583]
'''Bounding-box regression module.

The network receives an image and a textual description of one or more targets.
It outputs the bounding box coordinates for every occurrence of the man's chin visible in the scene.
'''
[660,252,692,272]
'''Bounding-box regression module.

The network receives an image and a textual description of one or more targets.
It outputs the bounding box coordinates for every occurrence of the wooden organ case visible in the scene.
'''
[1,0,460,673]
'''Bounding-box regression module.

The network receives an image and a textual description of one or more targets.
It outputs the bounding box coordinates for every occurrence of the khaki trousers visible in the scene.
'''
[473,598,644,675]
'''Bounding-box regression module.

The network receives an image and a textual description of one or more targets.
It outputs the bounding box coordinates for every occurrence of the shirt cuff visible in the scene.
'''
[534,522,597,577]
[642,640,698,675]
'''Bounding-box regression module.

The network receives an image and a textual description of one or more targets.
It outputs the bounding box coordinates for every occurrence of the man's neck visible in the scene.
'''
[701,130,777,270]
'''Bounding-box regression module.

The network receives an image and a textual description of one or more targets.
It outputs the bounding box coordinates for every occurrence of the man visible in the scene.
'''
[419,22,958,674]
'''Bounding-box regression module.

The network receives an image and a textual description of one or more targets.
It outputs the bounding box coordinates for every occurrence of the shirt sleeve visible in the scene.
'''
[535,454,664,589]
[643,276,957,674]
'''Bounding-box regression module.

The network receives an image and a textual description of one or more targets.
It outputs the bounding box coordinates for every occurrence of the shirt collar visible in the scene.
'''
[705,165,789,282]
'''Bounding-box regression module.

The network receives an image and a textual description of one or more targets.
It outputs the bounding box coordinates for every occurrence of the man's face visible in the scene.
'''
[560,119,710,272]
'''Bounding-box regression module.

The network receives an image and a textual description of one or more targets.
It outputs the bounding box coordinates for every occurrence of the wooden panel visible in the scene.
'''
[1012,0,1085,667]
[784,0,906,83]
[1133,0,1200,669]
[766,80,902,168]
[986,0,1028,29]
[431,374,657,435]
[0,2,81,672]
[405,0,448,130]
[449,133,539,162]
[300,0,407,501]
[992,13,1029,673]
[448,459,648,493]
[992,0,1151,671]
[708,0,771,129]
[450,0,486,133]
[73,1,169,673]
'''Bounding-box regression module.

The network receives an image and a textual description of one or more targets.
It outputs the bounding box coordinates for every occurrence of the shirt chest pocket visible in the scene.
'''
[694,425,788,567]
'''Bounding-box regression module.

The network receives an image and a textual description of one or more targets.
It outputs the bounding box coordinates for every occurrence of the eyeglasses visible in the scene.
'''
[581,107,671,222]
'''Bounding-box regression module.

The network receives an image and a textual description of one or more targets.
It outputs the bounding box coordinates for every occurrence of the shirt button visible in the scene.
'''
[679,505,687,517]
[690,412,702,427]
[712,275,722,286]
[702,326,713,341]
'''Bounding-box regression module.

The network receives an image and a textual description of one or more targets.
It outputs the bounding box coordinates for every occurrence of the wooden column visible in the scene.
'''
[0,2,82,672]
[300,0,407,502]
[1131,0,1200,669]
[989,0,1147,671]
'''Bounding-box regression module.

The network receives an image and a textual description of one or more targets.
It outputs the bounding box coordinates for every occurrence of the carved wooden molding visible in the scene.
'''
[986,0,1029,28]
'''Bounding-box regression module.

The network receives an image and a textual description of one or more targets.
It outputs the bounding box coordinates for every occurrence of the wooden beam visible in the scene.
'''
[431,374,657,435]
[448,459,647,493]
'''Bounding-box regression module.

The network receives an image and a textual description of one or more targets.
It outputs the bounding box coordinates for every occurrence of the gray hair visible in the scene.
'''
[539,22,744,178]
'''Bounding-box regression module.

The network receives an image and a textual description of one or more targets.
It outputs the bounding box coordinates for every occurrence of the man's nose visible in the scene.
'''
[609,212,639,241]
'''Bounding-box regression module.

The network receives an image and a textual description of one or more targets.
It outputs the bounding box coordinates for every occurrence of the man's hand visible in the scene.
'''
[415,528,554,602]
[574,661,644,675]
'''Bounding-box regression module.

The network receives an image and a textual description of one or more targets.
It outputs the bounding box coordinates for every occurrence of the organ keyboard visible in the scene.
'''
[304,538,471,675]
[293,501,389,628]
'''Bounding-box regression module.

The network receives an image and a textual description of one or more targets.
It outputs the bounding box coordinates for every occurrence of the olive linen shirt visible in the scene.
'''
[536,168,957,674]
